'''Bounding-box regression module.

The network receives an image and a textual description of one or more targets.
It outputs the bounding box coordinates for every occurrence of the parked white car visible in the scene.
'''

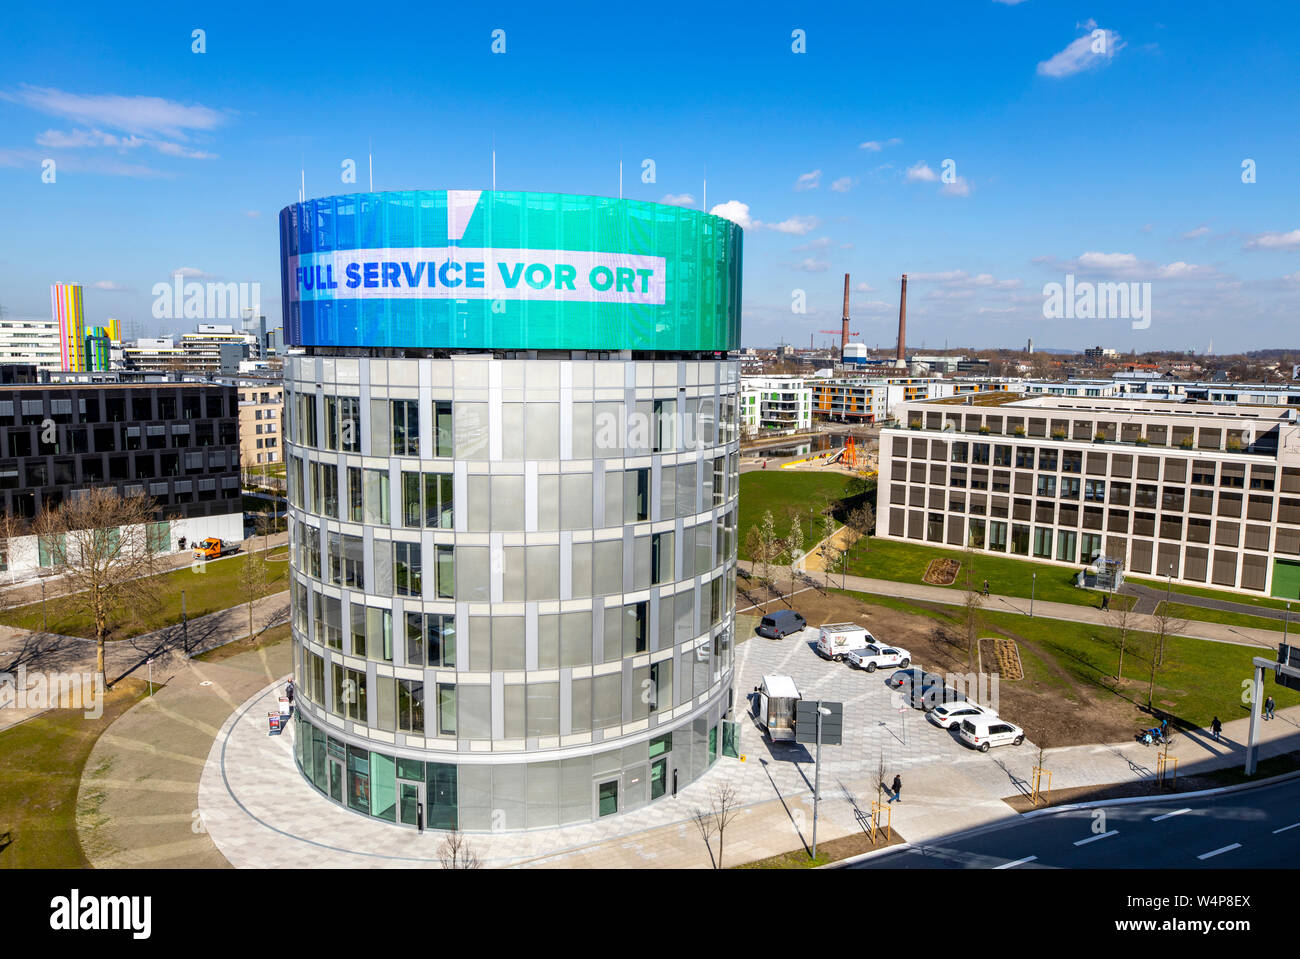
[928,701,996,730]
[959,716,1025,752]
[845,643,911,672]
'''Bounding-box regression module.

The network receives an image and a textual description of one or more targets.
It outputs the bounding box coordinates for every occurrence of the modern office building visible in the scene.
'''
[233,376,283,467]
[740,375,812,435]
[811,375,958,423]
[50,283,86,372]
[0,319,61,371]
[0,382,243,575]
[877,393,1300,598]
[280,189,742,830]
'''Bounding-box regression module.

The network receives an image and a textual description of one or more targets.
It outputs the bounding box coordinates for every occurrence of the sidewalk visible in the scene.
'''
[741,559,1284,652]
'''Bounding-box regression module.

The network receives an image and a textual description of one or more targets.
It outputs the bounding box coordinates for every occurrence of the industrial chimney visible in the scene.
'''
[896,273,908,364]
[841,273,851,362]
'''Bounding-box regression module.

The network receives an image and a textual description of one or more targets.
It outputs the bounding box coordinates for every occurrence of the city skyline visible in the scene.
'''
[1,2,1298,351]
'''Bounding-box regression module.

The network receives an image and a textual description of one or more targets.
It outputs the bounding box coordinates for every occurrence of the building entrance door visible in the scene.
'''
[398,779,425,829]
[595,778,619,818]
[328,757,345,803]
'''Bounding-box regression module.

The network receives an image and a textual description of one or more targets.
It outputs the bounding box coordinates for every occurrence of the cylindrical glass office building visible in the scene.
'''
[279,190,742,830]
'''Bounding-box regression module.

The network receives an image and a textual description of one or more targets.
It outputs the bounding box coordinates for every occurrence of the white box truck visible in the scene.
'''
[815,623,875,662]
[756,674,801,742]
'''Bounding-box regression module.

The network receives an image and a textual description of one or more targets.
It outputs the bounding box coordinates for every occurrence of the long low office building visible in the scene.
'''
[877,393,1300,598]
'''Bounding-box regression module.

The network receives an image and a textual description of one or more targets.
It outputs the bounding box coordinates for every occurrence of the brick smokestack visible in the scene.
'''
[896,273,908,364]
[841,273,851,361]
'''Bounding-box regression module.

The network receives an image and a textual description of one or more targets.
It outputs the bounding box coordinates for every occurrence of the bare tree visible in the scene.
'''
[238,552,275,643]
[846,503,875,558]
[1145,604,1187,712]
[960,545,983,667]
[710,783,742,869]
[32,489,163,688]
[254,506,276,553]
[1105,594,1137,682]
[820,511,841,588]
[435,829,482,869]
[691,806,718,868]
[0,511,25,586]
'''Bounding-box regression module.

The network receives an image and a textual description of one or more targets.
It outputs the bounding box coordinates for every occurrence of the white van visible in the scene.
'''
[959,716,1025,752]
[815,623,874,662]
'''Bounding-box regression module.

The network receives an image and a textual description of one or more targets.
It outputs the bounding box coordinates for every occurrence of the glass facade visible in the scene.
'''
[286,354,739,829]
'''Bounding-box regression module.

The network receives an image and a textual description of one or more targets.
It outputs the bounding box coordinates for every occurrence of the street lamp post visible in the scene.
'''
[1286,602,1291,645]
[181,588,189,654]
[1030,573,1036,618]
[41,580,47,632]
[812,703,830,861]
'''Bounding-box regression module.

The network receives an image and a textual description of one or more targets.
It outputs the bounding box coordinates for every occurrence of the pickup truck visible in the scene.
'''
[845,643,912,672]
[193,538,238,560]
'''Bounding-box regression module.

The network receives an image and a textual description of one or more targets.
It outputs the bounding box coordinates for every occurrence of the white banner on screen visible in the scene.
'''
[289,247,667,305]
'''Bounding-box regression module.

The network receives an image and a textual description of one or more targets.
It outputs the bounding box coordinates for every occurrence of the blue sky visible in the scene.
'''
[1,1,1297,351]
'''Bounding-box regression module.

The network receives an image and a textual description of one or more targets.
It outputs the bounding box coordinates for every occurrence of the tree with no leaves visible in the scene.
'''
[254,506,277,552]
[32,488,163,688]
[1104,594,1137,682]
[1145,603,1188,712]
[692,782,741,869]
[0,511,25,585]
[237,552,275,644]
[435,828,482,869]
[960,544,983,667]
[846,503,875,560]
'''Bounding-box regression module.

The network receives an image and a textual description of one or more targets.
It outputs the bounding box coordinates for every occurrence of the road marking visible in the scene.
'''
[1074,829,1118,846]
[1197,843,1242,861]
[1152,808,1191,822]
[995,855,1037,869]
[1272,822,1300,834]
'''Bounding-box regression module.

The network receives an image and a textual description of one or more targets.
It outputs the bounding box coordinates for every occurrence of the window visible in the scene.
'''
[1037,474,1056,497]
[397,680,423,734]
[392,399,419,456]
[437,684,456,736]
[427,613,456,667]
[434,401,453,457]
[394,541,422,596]
[435,545,455,599]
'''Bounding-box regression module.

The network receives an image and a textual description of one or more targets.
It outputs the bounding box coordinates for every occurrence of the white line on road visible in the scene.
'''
[995,855,1037,869]
[1272,822,1300,834]
[1152,808,1191,822]
[1197,843,1242,860]
[1074,830,1118,846]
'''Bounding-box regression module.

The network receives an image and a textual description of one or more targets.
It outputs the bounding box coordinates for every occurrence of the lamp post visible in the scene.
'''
[41,580,47,632]
[812,704,830,861]
[1286,602,1291,645]
[181,588,188,654]
[1030,573,1036,618]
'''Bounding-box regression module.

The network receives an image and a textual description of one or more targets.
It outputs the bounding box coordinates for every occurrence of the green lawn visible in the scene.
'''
[0,551,288,641]
[1157,602,1289,634]
[738,471,858,561]
[0,679,149,868]
[837,589,1300,729]
[842,537,1091,606]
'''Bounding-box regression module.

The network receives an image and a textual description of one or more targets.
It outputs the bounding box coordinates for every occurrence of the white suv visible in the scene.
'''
[959,717,1025,752]
[845,644,911,672]
[929,701,996,730]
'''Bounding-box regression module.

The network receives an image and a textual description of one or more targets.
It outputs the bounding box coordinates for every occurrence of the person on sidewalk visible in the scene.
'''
[887,774,902,803]
[982,579,990,597]
[1264,695,1275,720]
[1101,593,1110,611]
[1211,716,1222,741]
[285,678,295,712]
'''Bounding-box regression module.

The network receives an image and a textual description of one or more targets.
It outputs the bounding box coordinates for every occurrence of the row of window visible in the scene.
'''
[287,455,738,532]
[285,393,739,461]
[295,626,733,739]
[904,414,1275,452]
[2,420,237,458]
[0,391,229,425]
[293,567,734,669]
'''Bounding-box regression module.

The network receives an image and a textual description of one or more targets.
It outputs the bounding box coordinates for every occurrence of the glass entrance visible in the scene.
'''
[596,779,619,818]
[650,757,667,800]
[398,780,425,828]
[328,757,344,803]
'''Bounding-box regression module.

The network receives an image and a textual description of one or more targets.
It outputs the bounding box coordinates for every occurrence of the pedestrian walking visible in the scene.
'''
[285,678,295,706]
[1264,695,1275,720]
[1211,716,1222,742]
[887,774,902,804]
[982,579,990,597]
[1101,593,1110,611]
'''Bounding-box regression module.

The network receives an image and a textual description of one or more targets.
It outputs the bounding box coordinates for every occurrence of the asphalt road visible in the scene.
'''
[849,777,1300,869]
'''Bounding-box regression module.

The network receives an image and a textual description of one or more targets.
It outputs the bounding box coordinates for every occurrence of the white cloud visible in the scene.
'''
[659,193,695,207]
[792,237,832,252]
[766,215,819,236]
[92,280,129,291]
[1076,251,1142,273]
[856,282,875,292]
[242,210,262,219]
[1181,225,1210,239]
[830,176,854,193]
[1245,230,1300,251]
[2,85,225,139]
[172,266,214,278]
[859,137,901,151]
[794,169,821,191]
[709,200,753,229]
[941,176,971,197]
[1037,27,1124,78]
[1158,261,1212,278]
[792,258,829,273]
[905,162,937,182]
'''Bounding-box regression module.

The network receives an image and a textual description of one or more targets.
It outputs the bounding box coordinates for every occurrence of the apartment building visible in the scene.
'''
[811,376,958,423]
[877,393,1300,598]
[740,375,812,434]
[234,376,283,466]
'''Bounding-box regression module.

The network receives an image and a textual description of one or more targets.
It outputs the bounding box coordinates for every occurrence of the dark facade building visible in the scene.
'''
[0,383,244,571]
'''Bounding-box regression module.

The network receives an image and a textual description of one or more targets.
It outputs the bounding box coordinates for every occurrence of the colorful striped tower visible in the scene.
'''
[50,283,86,371]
